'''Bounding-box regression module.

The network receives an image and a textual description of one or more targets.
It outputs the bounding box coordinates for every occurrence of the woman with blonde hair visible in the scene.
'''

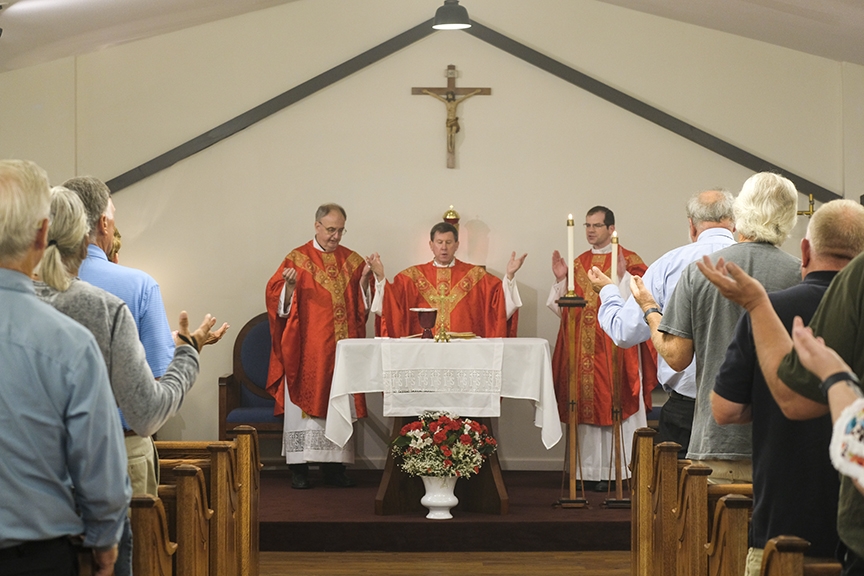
[34,186,228,576]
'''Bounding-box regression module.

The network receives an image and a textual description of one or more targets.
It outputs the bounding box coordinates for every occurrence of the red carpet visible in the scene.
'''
[259,469,631,552]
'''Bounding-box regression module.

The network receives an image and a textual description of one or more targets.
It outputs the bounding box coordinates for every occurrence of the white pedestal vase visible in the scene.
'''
[420,476,458,519]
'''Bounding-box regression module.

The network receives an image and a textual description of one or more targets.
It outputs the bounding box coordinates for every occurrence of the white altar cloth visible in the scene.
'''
[324,337,562,450]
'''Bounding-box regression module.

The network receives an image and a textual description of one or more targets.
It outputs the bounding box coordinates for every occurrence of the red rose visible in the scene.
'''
[460,434,472,445]
[443,459,453,467]
[441,446,452,457]
[433,431,446,444]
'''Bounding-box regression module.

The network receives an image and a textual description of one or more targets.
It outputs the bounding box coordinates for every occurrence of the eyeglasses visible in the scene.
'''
[583,223,608,229]
[317,222,347,236]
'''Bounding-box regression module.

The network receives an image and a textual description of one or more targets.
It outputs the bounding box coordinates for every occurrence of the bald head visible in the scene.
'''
[686,188,735,240]
[806,199,864,265]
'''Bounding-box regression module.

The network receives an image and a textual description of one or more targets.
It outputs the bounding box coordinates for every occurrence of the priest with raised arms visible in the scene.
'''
[266,203,373,489]
[547,206,657,491]
[367,222,526,338]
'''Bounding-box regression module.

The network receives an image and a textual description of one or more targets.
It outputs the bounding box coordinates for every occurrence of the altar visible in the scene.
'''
[324,337,562,515]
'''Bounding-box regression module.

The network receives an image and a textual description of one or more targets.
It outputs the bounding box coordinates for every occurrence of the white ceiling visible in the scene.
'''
[0,0,863,73]
[595,0,864,66]
[0,0,298,72]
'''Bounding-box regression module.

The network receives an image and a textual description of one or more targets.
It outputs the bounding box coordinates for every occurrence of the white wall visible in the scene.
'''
[1,0,861,469]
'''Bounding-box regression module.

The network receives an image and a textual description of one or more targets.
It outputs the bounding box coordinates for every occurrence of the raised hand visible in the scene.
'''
[616,246,626,284]
[282,267,298,287]
[587,265,612,293]
[365,252,385,282]
[173,311,229,352]
[506,251,528,280]
[551,250,568,283]
[630,275,659,312]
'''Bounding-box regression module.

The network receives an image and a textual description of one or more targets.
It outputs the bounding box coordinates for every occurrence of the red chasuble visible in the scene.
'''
[265,241,368,419]
[380,259,517,338]
[551,247,658,426]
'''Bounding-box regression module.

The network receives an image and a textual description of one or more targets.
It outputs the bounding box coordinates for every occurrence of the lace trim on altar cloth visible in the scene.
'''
[383,368,502,394]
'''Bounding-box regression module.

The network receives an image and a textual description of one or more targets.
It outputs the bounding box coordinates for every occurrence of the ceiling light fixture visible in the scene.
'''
[432,0,471,30]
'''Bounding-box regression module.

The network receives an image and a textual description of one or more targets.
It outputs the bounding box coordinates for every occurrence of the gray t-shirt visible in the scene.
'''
[659,242,800,460]
[34,278,199,437]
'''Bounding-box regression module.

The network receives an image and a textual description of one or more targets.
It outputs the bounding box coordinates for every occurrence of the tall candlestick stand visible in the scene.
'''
[604,343,631,509]
[555,293,587,508]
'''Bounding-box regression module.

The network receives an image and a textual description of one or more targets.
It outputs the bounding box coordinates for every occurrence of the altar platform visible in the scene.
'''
[259,468,631,552]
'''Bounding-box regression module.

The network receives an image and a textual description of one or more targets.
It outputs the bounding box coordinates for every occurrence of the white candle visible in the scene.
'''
[610,231,619,285]
[567,214,575,293]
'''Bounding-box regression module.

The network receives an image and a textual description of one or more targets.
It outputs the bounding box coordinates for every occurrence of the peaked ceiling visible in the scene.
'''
[0,0,862,73]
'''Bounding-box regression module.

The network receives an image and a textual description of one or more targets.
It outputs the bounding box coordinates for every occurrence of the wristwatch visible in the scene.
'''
[819,371,861,398]
[643,307,662,323]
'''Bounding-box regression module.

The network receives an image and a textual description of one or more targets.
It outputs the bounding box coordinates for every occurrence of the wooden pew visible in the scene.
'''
[705,494,752,576]
[158,464,212,576]
[130,494,177,576]
[630,427,657,576]
[631,428,684,576]
[233,425,262,576]
[674,463,752,576]
[632,426,841,576]
[627,436,683,576]
[651,441,682,576]
[157,441,240,576]
[674,463,712,576]
[761,536,842,576]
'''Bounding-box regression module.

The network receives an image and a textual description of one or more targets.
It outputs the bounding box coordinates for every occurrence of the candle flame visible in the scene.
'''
[568,213,572,219]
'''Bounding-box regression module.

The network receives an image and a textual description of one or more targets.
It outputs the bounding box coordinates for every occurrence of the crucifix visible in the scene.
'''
[412,64,491,168]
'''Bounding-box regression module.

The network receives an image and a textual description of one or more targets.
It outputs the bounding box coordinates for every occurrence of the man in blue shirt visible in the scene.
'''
[63,175,175,480]
[63,176,174,380]
[63,175,175,575]
[0,159,130,575]
[590,188,735,456]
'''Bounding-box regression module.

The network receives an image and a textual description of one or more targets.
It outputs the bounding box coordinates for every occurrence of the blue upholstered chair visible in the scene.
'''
[218,312,283,440]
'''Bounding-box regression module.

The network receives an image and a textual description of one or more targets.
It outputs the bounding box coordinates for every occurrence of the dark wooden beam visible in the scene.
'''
[465,20,840,203]
[107,17,841,204]
[106,20,436,193]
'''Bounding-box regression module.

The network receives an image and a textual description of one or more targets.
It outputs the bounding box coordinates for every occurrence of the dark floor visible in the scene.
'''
[259,468,631,552]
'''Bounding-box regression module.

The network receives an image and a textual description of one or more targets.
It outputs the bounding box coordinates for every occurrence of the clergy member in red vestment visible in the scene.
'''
[366,222,526,338]
[266,203,373,489]
[547,206,657,491]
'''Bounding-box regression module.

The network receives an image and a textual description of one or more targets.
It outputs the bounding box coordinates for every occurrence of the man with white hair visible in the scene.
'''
[0,159,129,575]
[589,188,736,457]
[632,172,801,483]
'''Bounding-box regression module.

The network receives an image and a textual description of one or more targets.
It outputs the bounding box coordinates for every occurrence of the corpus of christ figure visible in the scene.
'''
[413,64,491,168]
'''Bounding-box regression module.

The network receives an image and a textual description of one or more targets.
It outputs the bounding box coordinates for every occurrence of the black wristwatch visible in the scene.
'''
[819,371,861,398]
[643,307,662,323]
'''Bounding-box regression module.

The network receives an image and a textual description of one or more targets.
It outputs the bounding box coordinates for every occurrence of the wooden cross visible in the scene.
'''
[412,64,491,168]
